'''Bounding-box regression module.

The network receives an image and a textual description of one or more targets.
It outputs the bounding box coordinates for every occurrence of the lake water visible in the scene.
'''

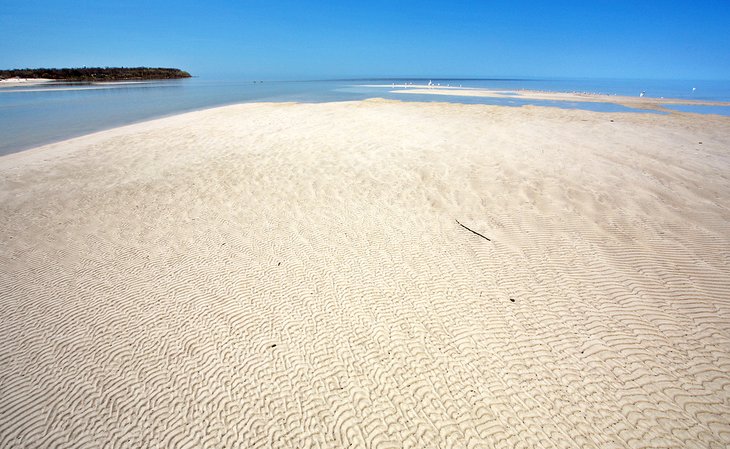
[1,77,728,155]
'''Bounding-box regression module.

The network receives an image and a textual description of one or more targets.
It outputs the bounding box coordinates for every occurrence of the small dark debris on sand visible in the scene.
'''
[456,219,491,242]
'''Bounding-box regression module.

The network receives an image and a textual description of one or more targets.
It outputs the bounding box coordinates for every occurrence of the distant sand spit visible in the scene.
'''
[390,87,730,111]
[1,100,729,448]
[0,77,55,88]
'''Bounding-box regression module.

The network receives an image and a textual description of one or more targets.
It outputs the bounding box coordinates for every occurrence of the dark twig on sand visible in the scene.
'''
[456,220,491,242]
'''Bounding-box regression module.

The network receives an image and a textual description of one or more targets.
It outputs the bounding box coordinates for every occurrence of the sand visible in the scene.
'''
[0,77,55,88]
[389,86,730,111]
[1,100,729,448]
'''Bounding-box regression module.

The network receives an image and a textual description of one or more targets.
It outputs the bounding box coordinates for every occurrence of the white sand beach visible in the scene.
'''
[1,100,729,448]
[0,77,55,88]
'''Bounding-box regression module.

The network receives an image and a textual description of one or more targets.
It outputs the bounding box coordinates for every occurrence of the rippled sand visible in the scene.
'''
[1,100,729,448]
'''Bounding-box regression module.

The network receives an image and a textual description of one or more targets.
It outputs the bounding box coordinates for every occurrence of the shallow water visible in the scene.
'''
[663,104,730,115]
[0,77,727,155]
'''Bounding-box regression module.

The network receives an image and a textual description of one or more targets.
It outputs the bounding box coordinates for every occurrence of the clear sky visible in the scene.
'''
[1,0,729,80]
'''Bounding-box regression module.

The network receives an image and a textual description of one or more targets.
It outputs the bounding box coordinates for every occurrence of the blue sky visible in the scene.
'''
[1,0,729,80]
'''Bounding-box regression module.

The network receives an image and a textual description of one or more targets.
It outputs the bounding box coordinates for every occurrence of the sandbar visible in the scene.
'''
[1,100,729,448]
[388,86,730,112]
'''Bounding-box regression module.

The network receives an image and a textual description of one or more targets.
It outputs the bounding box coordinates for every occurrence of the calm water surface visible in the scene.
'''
[1,77,728,155]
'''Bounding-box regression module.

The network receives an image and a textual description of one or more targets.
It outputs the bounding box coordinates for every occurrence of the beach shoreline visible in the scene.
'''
[4,79,729,157]
[2,100,729,448]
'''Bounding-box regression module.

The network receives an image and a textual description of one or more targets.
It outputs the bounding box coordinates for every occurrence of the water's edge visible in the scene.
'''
[2,77,728,156]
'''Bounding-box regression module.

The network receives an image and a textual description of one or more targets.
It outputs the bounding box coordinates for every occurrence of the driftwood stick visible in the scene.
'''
[456,219,491,242]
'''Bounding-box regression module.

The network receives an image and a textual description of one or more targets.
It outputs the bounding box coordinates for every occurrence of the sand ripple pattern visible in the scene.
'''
[1,101,730,448]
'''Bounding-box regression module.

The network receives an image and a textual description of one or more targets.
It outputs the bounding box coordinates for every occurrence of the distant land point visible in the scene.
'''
[0,67,192,81]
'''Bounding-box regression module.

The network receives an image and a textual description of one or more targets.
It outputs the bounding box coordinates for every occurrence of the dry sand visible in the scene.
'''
[1,100,729,448]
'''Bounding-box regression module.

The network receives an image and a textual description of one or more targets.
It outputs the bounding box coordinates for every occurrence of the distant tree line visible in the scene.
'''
[0,67,192,81]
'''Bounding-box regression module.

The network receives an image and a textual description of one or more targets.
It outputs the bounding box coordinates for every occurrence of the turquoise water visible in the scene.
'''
[1,77,728,155]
